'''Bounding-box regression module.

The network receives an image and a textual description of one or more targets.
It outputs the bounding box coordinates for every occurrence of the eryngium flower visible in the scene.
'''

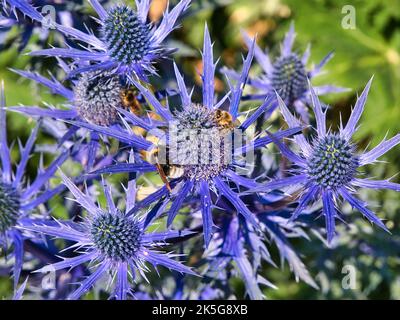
[73,70,123,126]
[21,172,197,300]
[66,26,301,247]
[223,23,346,122]
[262,78,400,243]
[10,67,153,169]
[24,0,190,81]
[0,82,69,289]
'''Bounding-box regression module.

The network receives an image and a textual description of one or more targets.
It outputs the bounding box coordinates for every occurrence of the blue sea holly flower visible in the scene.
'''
[9,66,155,169]
[0,82,69,289]
[18,0,191,81]
[13,67,133,127]
[65,26,302,247]
[223,23,346,123]
[21,172,197,300]
[262,78,400,243]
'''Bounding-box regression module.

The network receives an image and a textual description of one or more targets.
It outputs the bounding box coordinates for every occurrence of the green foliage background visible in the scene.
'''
[0,0,399,299]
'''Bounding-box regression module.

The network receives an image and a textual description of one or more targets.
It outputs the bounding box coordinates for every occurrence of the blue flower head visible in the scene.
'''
[19,0,191,81]
[0,82,69,289]
[223,23,346,123]
[10,65,155,170]
[21,172,197,300]
[263,78,400,243]
[66,25,302,248]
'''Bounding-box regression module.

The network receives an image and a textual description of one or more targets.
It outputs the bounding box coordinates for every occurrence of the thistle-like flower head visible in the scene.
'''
[9,66,154,171]
[223,23,346,123]
[90,211,143,262]
[0,182,21,234]
[270,52,308,104]
[0,82,69,289]
[73,70,123,126]
[262,78,400,243]
[21,172,197,300]
[102,5,151,67]
[307,133,359,189]
[20,0,191,81]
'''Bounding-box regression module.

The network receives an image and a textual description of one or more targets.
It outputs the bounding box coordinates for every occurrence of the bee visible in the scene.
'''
[140,136,184,193]
[213,109,239,129]
[155,162,184,193]
[120,88,144,115]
